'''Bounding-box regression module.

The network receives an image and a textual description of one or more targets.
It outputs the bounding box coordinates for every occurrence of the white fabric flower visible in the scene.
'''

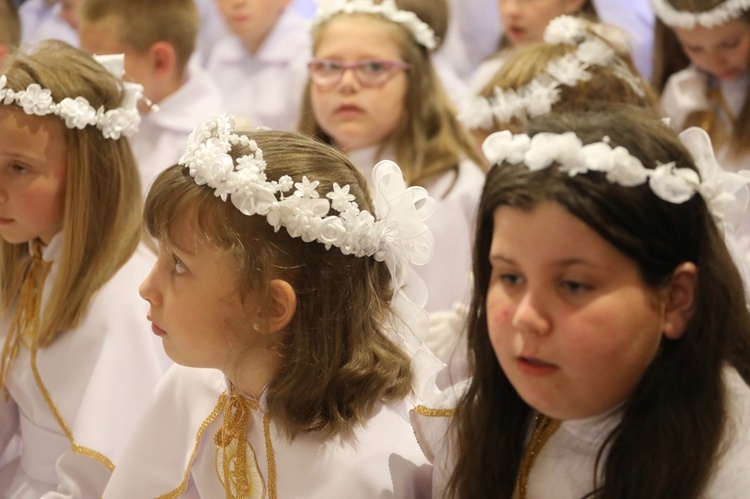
[649,163,699,204]
[482,130,531,166]
[544,15,587,45]
[58,97,97,130]
[606,147,650,186]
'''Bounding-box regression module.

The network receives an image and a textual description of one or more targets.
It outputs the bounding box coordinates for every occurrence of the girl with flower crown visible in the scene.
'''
[0,40,170,497]
[101,115,441,498]
[298,0,486,314]
[653,0,750,172]
[412,105,750,498]
[466,0,600,94]
[460,15,659,146]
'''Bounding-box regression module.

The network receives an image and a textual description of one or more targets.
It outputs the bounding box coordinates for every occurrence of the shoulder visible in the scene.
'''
[704,367,750,496]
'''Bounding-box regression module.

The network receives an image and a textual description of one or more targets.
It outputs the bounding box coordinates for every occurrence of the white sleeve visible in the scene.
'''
[0,395,20,473]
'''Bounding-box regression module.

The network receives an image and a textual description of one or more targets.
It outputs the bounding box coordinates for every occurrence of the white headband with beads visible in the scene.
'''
[458,16,646,131]
[310,0,439,50]
[652,0,750,29]
[0,54,142,140]
[482,126,750,230]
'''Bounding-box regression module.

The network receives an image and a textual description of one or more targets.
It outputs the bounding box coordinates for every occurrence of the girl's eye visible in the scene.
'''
[173,256,187,275]
[684,45,702,54]
[721,39,740,49]
[11,163,30,174]
[560,280,591,294]
[361,61,387,74]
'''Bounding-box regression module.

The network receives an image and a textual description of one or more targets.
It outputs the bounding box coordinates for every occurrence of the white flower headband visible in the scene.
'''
[310,0,438,50]
[0,54,142,140]
[482,126,750,231]
[458,16,646,131]
[652,0,750,29]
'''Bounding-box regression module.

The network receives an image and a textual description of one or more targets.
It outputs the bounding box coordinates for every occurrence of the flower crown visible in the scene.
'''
[179,114,435,266]
[310,0,438,50]
[652,0,750,29]
[482,126,750,230]
[458,16,646,131]
[0,54,142,140]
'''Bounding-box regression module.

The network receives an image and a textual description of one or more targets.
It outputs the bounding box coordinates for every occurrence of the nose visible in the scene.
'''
[511,289,550,336]
[337,67,361,93]
[500,0,521,17]
[139,265,161,306]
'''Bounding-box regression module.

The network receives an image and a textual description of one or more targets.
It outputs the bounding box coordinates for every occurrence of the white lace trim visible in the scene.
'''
[0,54,142,140]
[652,0,750,29]
[458,16,646,131]
[482,126,750,231]
[310,0,438,50]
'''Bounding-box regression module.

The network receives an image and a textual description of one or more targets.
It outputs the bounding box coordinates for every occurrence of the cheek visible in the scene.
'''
[486,291,514,347]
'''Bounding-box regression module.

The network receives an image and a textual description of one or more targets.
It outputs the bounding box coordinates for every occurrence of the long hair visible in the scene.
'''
[446,105,750,498]
[651,0,750,160]
[0,40,142,348]
[298,7,484,190]
[144,130,414,438]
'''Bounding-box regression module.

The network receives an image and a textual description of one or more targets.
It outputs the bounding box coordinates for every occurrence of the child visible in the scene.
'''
[0,0,20,62]
[300,0,486,313]
[653,0,750,172]
[102,114,438,498]
[78,0,225,195]
[0,41,169,497]
[205,0,311,131]
[417,105,750,497]
[460,15,658,143]
[18,0,78,47]
[467,0,600,94]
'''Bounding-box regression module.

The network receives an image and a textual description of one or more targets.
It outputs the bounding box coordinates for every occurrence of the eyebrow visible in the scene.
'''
[489,254,600,269]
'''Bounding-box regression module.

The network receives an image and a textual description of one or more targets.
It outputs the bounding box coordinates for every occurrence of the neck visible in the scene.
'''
[224,341,282,400]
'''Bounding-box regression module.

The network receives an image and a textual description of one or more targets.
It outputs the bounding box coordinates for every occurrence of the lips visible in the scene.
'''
[148,317,167,336]
[516,355,558,376]
[0,218,14,225]
[335,103,364,116]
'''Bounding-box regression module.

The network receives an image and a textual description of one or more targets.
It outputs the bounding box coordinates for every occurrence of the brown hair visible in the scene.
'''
[0,0,20,48]
[446,105,750,498]
[475,21,660,135]
[79,0,198,76]
[144,130,414,438]
[0,40,143,348]
[651,0,750,160]
[394,0,448,48]
[298,8,485,190]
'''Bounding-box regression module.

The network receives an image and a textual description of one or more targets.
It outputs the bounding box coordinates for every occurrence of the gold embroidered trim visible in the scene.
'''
[263,412,277,499]
[156,392,227,499]
[411,405,456,417]
[514,415,561,499]
[30,345,114,471]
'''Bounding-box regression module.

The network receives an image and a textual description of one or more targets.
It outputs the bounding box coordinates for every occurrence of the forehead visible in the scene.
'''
[0,109,67,159]
[674,18,750,45]
[315,15,404,59]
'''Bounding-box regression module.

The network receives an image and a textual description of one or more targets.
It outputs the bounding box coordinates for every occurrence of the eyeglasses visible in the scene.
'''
[307,59,410,88]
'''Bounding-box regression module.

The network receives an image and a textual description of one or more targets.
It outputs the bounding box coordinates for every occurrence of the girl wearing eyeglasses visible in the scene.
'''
[298,0,486,319]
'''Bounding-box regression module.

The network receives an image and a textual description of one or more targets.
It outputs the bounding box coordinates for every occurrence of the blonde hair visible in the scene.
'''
[0,0,20,48]
[477,22,660,134]
[652,0,750,160]
[298,10,485,191]
[79,0,198,76]
[144,130,413,438]
[0,41,143,348]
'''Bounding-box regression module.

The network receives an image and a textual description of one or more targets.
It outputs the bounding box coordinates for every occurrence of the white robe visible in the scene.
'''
[102,365,432,498]
[349,147,486,313]
[130,62,225,196]
[205,7,311,132]
[418,368,750,498]
[0,234,170,498]
[18,0,78,47]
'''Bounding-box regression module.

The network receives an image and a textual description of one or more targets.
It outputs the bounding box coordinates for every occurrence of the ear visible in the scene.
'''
[266,279,297,334]
[661,262,698,340]
[149,41,177,78]
[563,0,587,15]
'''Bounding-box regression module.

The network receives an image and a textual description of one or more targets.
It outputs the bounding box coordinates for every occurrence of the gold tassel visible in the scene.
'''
[1,240,52,394]
[214,390,265,498]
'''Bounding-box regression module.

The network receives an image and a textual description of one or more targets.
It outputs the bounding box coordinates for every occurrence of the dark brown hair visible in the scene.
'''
[447,105,750,498]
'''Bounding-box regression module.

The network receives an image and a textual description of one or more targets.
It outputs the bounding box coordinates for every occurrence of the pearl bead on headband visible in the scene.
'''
[651,0,750,29]
[0,54,143,140]
[482,126,750,231]
[310,0,439,50]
